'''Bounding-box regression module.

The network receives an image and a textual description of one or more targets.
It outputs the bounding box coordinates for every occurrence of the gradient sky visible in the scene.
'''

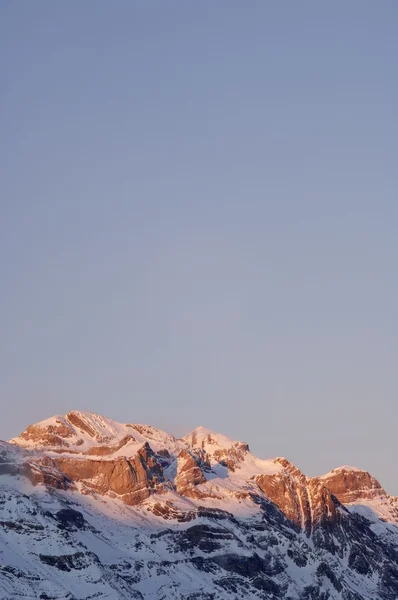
[1,2,398,493]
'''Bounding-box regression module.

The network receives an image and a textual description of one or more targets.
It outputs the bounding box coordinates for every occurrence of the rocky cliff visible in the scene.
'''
[1,411,398,600]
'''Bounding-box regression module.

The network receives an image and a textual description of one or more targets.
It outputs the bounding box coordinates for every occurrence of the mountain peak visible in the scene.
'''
[320,464,385,504]
[183,426,247,451]
[2,409,398,600]
[9,410,180,456]
[322,465,363,475]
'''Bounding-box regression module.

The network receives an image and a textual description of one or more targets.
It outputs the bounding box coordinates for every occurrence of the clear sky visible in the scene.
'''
[1,2,397,493]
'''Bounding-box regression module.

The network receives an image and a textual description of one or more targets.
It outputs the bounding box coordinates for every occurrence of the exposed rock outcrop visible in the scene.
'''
[0,442,72,490]
[212,442,250,472]
[255,458,339,533]
[51,443,165,505]
[175,449,207,498]
[3,412,398,600]
[183,427,250,472]
[84,434,137,456]
[18,421,74,448]
[320,466,386,503]
[13,411,102,451]
[23,457,74,490]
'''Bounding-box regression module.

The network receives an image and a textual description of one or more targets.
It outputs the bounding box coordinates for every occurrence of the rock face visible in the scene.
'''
[11,411,180,456]
[3,411,398,600]
[255,458,339,533]
[214,441,249,472]
[18,420,75,448]
[84,434,137,456]
[175,449,207,497]
[53,442,165,505]
[23,457,74,490]
[183,426,250,471]
[0,443,72,490]
[320,466,386,503]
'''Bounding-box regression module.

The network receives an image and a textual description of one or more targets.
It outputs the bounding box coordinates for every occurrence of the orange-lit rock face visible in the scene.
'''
[255,459,339,532]
[183,428,250,472]
[175,449,207,498]
[320,467,385,504]
[5,412,395,536]
[2,433,166,506]
[0,451,73,491]
[23,457,73,491]
[19,422,74,448]
[212,442,250,472]
[51,443,164,505]
[84,435,137,456]
[3,415,398,600]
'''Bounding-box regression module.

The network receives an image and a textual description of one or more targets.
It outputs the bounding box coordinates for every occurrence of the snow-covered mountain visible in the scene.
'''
[1,410,398,599]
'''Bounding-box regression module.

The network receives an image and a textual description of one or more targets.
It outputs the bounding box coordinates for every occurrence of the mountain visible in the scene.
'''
[1,410,398,599]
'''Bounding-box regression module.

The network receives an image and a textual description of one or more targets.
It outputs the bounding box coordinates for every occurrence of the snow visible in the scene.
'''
[9,410,185,458]
[2,410,398,599]
[183,425,240,451]
[320,465,364,478]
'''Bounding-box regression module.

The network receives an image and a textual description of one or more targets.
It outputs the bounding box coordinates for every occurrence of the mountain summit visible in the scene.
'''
[1,411,398,599]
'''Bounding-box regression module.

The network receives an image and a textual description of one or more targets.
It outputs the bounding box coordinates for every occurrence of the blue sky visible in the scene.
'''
[1,2,398,492]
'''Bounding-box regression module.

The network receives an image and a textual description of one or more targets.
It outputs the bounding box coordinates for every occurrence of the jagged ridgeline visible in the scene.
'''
[1,410,398,599]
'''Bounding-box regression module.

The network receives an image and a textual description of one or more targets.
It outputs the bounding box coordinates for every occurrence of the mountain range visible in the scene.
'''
[1,410,397,599]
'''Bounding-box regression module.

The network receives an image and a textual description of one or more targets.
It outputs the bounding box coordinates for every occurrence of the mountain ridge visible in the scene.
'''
[8,410,381,485]
[1,410,398,599]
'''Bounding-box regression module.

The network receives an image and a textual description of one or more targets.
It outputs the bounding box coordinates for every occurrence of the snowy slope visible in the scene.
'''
[1,411,398,599]
[10,410,183,457]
